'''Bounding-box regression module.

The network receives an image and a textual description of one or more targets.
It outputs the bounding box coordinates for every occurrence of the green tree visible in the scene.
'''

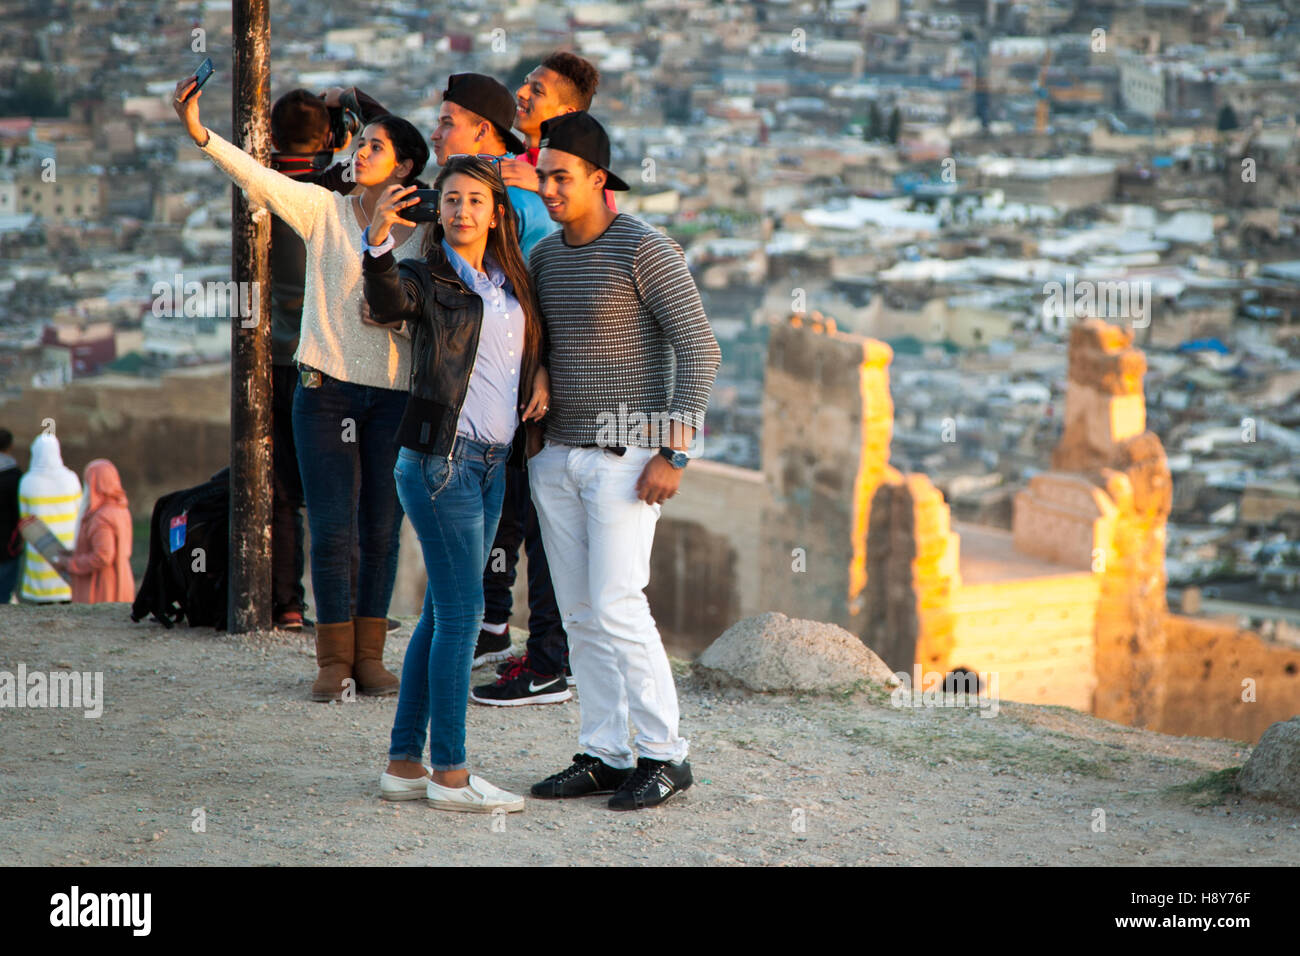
[867,100,882,141]
[1,70,64,117]
[887,106,901,144]
[1216,103,1239,132]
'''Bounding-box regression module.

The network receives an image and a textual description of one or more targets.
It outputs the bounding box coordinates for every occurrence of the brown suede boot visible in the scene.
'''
[354,616,400,696]
[310,620,356,702]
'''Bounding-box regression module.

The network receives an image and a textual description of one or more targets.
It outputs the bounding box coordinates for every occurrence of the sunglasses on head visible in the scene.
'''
[447,153,504,173]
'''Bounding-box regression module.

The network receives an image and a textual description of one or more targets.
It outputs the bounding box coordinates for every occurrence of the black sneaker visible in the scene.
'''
[496,653,572,685]
[608,757,693,811]
[470,658,572,707]
[473,627,512,667]
[531,753,633,799]
[387,617,401,632]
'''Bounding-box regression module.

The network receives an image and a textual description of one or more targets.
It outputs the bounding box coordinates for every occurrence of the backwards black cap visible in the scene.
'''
[537,111,629,191]
[442,73,528,156]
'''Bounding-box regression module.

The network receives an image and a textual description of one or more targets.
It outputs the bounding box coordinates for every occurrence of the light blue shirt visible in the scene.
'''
[507,182,558,258]
[442,238,526,445]
[498,151,558,258]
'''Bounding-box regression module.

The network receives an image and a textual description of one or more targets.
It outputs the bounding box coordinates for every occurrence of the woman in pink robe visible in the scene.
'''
[54,459,134,603]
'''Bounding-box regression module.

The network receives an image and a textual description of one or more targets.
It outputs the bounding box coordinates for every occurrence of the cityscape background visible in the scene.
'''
[1,0,1298,645]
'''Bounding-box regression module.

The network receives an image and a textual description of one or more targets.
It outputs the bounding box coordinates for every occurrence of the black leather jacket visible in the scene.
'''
[362,242,540,464]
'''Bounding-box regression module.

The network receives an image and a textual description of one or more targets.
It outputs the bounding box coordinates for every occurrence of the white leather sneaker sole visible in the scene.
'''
[379,767,432,801]
[426,775,525,813]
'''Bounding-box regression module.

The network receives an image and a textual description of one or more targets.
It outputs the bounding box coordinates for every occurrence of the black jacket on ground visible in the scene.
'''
[0,462,20,558]
[362,243,541,467]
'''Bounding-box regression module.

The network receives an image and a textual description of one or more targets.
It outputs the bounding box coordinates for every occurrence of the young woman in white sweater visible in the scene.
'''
[172,74,420,701]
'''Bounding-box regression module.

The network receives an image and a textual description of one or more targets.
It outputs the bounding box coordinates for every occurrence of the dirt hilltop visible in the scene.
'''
[1,602,1296,866]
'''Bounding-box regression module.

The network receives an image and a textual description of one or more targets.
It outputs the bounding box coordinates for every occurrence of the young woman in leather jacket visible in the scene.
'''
[360,155,549,813]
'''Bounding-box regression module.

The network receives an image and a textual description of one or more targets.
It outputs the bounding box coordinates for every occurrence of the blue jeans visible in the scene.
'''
[0,557,19,604]
[292,375,406,625]
[271,364,306,617]
[389,437,509,771]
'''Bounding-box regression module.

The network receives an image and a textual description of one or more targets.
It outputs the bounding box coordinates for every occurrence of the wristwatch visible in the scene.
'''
[658,447,689,469]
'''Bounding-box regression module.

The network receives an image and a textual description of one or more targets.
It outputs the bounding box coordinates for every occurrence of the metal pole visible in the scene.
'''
[228,0,272,633]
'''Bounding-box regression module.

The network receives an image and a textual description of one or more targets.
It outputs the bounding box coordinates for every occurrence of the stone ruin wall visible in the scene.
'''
[759,316,898,639]
[946,573,1101,712]
[761,315,1299,743]
[1159,615,1300,740]
[1039,320,1173,729]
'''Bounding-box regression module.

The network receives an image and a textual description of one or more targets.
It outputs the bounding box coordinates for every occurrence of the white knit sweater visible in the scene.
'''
[199,130,422,391]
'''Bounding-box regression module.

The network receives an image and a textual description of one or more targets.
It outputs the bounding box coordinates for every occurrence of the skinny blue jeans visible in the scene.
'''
[388,437,509,771]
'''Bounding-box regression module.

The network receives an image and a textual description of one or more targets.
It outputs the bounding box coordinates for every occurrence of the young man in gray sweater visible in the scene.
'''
[525,112,721,810]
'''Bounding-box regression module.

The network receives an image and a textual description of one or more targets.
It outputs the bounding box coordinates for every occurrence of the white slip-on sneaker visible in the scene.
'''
[426,774,525,813]
[379,766,432,801]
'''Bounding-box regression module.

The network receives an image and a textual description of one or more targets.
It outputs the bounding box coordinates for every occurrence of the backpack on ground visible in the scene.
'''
[131,468,230,629]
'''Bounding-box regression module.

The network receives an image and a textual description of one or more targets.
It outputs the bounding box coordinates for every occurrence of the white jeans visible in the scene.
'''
[528,442,688,768]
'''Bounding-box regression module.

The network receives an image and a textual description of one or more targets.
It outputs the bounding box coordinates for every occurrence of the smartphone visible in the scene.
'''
[182,57,215,102]
[403,188,440,223]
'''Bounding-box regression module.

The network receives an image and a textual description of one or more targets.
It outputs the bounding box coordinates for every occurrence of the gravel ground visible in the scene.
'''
[2,602,1297,866]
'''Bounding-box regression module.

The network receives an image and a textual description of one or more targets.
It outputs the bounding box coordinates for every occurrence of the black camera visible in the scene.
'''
[404,189,441,223]
[327,104,361,149]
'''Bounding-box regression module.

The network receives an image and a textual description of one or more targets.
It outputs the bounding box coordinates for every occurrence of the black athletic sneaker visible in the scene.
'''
[531,753,633,799]
[470,658,572,707]
[608,757,693,811]
[497,653,572,686]
[473,627,512,667]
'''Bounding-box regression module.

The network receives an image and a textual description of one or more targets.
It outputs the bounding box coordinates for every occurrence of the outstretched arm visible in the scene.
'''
[172,75,327,240]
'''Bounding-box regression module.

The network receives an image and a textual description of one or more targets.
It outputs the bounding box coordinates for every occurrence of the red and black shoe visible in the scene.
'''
[498,653,576,687]
[472,656,572,707]
[275,610,304,631]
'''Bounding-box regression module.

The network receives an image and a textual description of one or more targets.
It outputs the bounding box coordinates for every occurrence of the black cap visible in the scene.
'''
[442,73,528,156]
[537,111,629,191]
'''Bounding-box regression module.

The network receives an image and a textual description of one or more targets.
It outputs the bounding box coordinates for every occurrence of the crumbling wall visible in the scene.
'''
[864,473,960,672]
[759,315,897,637]
[1156,615,1300,743]
[1023,320,1173,728]
[946,574,1101,711]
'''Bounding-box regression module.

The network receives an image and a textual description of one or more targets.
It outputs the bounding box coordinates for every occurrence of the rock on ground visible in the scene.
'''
[1239,718,1300,807]
[695,611,899,693]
